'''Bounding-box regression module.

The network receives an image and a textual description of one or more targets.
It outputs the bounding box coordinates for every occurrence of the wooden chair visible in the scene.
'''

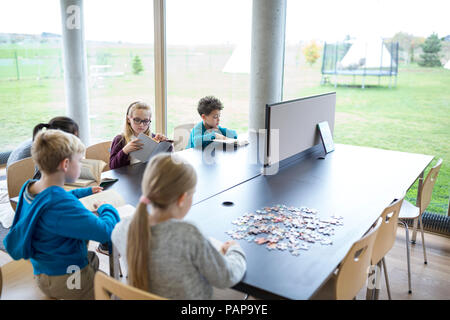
[0,259,52,300]
[368,197,404,300]
[312,217,382,300]
[398,158,442,292]
[172,123,195,152]
[86,141,112,172]
[94,271,167,300]
[6,157,35,211]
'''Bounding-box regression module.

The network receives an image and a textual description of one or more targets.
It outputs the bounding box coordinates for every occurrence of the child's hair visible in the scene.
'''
[31,129,85,174]
[123,101,152,144]
[197,96,223,116]
[127,153,197,291]
[32,116,79,140]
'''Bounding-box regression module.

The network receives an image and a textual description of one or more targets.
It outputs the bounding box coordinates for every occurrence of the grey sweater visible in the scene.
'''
[6,139,32,169]
[111,216,247,300]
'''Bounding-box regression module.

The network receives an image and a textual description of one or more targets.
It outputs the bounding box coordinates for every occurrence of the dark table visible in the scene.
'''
[102,144,262,206]
[9,143,433,298]
[184,144,434,299]
[105,144,263,279]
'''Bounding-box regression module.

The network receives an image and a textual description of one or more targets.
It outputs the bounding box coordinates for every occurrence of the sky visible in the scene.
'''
[0,0,448,45]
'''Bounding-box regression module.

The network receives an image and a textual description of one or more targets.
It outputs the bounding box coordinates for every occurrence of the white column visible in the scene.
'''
[249,0,286,132]
[60,0,90,145]
[248,0,286,170]
[154,0,167,136]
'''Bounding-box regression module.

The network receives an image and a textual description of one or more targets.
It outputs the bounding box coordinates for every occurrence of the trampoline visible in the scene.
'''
[321,39,399,88]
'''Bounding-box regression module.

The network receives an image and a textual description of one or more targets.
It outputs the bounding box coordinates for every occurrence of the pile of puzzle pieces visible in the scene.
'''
[225,204,344,256]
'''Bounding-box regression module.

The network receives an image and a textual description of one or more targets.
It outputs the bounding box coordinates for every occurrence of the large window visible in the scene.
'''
[283,0,450,215]
[84,0,155,144]
[0,1,65,153]
[0,1,156,153]
[166,0,251,139]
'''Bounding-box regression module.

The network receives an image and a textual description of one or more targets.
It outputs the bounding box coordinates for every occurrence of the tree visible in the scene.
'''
[132,55,144,74]
[390,32,424,63]
[418,33,442,67]
[302,41,321,66]
[409,36,425,63]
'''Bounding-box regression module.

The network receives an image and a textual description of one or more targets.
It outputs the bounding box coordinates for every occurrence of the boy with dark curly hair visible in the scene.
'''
[187,96,238,149]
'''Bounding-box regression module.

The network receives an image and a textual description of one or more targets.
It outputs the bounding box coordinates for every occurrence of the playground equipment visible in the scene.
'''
[321,39,399,88]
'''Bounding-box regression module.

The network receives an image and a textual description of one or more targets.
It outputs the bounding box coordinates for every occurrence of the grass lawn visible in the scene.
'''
[0,45,448,215]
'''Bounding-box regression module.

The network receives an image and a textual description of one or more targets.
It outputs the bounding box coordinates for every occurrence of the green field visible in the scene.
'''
[0,43,449,214]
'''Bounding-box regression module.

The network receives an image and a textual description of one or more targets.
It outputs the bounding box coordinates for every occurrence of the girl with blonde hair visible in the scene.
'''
[109,101,171,169]
[111,153,246,299]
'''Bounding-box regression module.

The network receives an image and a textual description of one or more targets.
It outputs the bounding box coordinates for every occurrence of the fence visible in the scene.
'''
[0,49,156,81]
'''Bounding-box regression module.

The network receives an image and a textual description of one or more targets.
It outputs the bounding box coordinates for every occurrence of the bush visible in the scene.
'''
[132,55,144,74]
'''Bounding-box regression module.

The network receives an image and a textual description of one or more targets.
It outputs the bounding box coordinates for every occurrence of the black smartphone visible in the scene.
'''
[99,178,119,188]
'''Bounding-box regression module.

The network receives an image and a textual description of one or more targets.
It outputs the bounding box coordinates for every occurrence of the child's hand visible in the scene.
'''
[154,133,168,142]
[220,240,237,254]
[214,133,227,141]
[123,139,143,155]
[92,186,103,194]
[92,201,108,211]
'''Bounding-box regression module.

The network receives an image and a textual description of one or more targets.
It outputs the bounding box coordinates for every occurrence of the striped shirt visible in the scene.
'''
[23,181,36,204]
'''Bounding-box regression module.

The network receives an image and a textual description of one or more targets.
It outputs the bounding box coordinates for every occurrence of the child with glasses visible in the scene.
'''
[186,96,238,149]
[109,101,170,169]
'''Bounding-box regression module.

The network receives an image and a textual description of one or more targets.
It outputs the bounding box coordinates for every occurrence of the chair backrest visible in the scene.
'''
[7,157,35,210]
[172,123,195,152]
[335,217,382,300]
[419,158,442,214]
[371,197,404,265]
[1,259,52,300]
[94,271,167,300]
[86,141,112,172]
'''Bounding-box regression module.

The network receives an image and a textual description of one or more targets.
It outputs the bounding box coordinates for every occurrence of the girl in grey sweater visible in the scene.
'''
[111,153,246,299]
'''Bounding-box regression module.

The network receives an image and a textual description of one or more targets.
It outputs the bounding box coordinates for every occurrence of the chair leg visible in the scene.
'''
[373,261,382,300]
[119,260,123,278]
[418,215,428,264]
[382,258,392,300]
[399,220,412,294]
[366,265,377,300]
[411,217,418,244]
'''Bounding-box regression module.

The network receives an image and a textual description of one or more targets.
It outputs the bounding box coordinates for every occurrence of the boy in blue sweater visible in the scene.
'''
[187,96,238,149]
[3,129,120,300]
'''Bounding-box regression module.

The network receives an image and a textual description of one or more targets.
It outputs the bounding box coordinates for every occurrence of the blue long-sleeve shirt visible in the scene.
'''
[186,121,238,149]
[3,180,120,276]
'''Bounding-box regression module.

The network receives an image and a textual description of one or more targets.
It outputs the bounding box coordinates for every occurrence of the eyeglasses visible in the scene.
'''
[131,117,151,125]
